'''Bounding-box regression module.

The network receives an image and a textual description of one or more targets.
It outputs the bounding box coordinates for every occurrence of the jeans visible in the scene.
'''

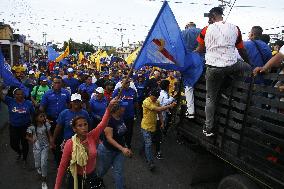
[124,118,134,149]
[33,143,49,177]
[204,61,251,132]
[9,126,29,161]
[141,128,154,163]
[97,144,125,189]
[184,86,194,115]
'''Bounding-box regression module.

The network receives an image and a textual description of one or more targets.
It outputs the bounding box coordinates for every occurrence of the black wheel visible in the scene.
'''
[218,174,259,189]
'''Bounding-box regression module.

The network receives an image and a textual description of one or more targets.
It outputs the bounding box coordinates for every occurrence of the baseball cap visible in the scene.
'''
[67,68,74,73]
[209,7,224,17]
[95,87,104,94]
[28,70,35,75]
[71,93,82,102]
[40,76,48,82]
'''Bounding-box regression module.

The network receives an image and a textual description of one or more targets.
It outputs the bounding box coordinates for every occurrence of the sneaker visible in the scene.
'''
[148,162,155,171]
[37,168,42,175]
[41,182,48,189]
[203,129,214,137]
[185,112,195,119]
[156,152,164,160]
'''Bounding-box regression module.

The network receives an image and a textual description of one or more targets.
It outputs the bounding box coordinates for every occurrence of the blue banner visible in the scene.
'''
[0,50,29,97]
[134,1,185,70]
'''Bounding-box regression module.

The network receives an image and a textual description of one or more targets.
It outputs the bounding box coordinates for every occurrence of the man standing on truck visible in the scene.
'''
[195,7,251,137]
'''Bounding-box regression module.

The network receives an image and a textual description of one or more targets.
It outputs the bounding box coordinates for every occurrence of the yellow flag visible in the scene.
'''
[55,44,70,62]
[125,47,141,65]
[78,52,84,64]
[95,49,103,71]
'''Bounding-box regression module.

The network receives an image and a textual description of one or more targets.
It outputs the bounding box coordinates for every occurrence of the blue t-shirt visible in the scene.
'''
[182,27,201,53]
[78,83,97,96]
[63,78,80,94]
[112,88,137,119]
[40,89,71,119]
[103,116,127,152]
[56,109,91,140]
[244,40,272,68]
[89,97,108,119]
[244,40,272,84]
[135,81,146,102]
[4,96,35,127]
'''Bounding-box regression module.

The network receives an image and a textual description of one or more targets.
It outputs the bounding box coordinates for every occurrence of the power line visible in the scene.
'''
[225,0,237,22]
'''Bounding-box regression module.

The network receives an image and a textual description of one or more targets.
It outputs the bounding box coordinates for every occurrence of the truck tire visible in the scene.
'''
[218,174,259,189]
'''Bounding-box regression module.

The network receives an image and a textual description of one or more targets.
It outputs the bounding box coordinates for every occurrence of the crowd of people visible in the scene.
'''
[0,6,284,189]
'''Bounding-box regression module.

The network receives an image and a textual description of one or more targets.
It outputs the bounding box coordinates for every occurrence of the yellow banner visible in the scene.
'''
[55,45,70,62]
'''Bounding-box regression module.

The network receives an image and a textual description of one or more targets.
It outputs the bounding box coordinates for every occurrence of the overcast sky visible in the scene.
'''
[1,0,283,47]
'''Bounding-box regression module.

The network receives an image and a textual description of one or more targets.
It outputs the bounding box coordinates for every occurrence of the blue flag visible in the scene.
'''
[47,46,69,65]
[0,50,29,97]
[134,1,185,70]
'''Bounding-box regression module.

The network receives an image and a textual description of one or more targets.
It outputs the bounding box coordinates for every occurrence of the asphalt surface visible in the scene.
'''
[0,104,218,189]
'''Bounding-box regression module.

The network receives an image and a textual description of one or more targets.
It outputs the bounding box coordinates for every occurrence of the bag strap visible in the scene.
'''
[252,40,266,63]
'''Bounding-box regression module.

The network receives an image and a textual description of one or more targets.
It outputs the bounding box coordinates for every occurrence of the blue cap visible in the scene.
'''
[40,76,48,81]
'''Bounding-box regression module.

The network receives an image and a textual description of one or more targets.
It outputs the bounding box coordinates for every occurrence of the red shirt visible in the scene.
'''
[54,108,110,189]
[104,90,113,102]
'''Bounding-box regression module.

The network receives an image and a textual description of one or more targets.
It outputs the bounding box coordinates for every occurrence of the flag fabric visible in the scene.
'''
[181,52,204,87]
[55,44,70,62]
[47,46,69,65]
[47,46,59,61]
[134,1,185,70]
[78,52,84,64]
[0,50,29,97]
[126,47,141,65]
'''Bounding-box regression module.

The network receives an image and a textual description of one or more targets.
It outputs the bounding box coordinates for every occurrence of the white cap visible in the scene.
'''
[67,68,74,73]
[96,87,104,94]
[71,93,82,102]
[28,70,35,74]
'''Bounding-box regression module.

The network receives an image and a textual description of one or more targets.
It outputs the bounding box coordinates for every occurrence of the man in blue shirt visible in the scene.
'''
[78,75,97,99]
[112,77,138,149]
[244,26,272,84]
[89,87,108,128]
[63,68,80,94]
[40,76,71,125]
[244,26,272,68]
[181,22,204,119]
[51,93,90,166]
[39,76,70,165]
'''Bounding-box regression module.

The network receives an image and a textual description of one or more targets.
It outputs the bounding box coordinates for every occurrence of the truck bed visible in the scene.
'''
[177,72,284,188]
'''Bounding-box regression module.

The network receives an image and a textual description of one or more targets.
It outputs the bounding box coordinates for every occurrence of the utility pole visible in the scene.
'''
[114,28,126,47]
[42,32,47,46]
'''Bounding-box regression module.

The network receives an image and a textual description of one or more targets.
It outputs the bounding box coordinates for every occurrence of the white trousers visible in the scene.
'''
[184,86,194,115]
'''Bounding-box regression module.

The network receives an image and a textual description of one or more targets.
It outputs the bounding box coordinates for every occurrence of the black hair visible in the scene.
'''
[71,116,87,128]
[260,34,270,44]
[251,26,263,39]
[13,88,22,95]
[275,40,284,48]
[32,110,48,138]
[150,88,160,98]
[160,79,170,91]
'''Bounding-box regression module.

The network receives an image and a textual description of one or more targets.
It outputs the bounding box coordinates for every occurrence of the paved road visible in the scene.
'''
[0,106,218,189]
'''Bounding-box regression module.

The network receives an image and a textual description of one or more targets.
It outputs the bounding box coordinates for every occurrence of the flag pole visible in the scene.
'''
[117,1,169,99]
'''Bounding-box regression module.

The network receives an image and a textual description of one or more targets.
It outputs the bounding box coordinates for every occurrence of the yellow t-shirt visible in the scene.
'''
[167,76,177,96]
[141,97,160,132]
[12,65,25,73]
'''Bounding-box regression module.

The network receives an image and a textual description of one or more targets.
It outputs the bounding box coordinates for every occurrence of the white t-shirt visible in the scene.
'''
[205,21,240,67]
[279,46,284,55]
